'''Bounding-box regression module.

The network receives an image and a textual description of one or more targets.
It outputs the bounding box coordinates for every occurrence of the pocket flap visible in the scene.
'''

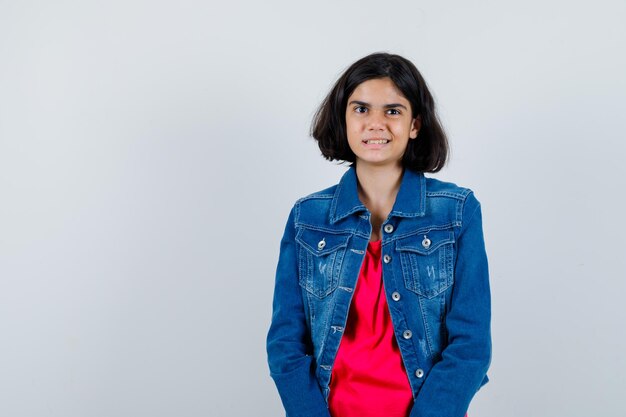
[296,228,351,256]
[395,229,454,255]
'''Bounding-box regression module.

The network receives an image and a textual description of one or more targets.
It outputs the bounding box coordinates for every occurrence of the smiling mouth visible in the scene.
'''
[363,139,390,144]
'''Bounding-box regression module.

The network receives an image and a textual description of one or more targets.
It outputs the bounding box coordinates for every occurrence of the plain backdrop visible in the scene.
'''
[1,1,625,416]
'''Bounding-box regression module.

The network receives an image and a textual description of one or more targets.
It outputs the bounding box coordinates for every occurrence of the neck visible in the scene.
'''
[355,163,404,212]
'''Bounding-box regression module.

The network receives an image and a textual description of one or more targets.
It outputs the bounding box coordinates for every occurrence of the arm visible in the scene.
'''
[266,204,332,417]
[409,192,492,417]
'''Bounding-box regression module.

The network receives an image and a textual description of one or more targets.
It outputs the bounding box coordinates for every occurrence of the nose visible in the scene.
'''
[367,109,386,131]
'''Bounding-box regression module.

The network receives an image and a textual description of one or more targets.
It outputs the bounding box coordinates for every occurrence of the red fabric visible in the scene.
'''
[328,239,413,417]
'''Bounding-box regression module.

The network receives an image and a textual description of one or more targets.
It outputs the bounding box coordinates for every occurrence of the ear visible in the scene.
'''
[409,115,421,139]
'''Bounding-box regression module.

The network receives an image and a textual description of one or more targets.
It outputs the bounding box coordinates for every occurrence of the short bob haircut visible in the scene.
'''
[311,52,448,173]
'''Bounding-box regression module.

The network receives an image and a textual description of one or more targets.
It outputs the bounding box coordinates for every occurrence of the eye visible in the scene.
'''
[387,108,401,115]
[354,106,368,113]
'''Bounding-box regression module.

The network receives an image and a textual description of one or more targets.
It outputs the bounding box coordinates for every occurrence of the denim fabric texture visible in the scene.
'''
[267,166,491,417]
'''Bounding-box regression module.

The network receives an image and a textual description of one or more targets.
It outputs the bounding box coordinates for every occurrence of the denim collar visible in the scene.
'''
[330,166,426,224]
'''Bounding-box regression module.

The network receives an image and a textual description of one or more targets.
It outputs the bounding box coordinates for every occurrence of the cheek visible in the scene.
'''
[345,116,358,131]
[399,119,415,133]
[346,130,360,147]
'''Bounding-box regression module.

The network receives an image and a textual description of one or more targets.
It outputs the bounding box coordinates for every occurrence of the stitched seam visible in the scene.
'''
[297,194,334,203]
[425,191,466,200]
[385,266,418,397]
[294,200,301,225]
[329,181,342,223]
[417,294,435,359]
[397,239,454,255]
[389,210,425,218]
[391,223,458,241]
[296,223,357,236]
[457,192,480,241]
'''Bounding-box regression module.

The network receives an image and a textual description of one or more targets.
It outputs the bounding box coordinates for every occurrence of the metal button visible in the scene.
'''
[317,239,326,250]
[415,368,424,378]
[403,330,413,339]
[383,254,391,264]
[422,236,431,249]
[383,224,394,233]
[391,292,401,301]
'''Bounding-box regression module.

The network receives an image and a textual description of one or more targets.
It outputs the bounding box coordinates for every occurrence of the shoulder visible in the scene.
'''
[294,184,337,205]
[425,176,475,201]
[285,182,340,227]
[424,176,482,227]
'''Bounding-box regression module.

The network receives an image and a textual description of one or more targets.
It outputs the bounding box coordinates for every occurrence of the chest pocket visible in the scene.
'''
[295,227,351,298]
[396,229,455,298]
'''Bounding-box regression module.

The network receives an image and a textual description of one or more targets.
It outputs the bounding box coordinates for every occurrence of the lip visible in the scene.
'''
[362,138,391,149]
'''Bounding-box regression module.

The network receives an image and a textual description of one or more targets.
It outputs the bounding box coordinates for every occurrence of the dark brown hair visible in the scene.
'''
[311,52,448,172]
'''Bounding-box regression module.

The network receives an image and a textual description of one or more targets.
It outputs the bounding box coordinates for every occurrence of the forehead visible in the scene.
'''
[348,77,408,103]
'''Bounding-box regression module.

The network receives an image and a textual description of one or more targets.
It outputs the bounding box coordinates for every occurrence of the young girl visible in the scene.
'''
[267,52,491,417]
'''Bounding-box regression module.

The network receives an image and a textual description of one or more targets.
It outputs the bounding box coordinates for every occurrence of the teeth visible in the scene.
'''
[365,139,389,144]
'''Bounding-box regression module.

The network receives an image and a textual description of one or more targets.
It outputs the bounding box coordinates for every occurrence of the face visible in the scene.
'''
[345,77,420,169]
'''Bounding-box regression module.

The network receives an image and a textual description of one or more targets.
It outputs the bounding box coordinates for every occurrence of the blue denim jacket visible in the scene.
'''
[267,167,491,417]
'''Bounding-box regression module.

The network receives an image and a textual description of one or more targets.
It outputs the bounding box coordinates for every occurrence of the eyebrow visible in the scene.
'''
[348,100,408,110]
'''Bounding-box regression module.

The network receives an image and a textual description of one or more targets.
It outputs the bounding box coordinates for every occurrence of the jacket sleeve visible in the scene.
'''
[266,203,332,417]
[409,192,492,417]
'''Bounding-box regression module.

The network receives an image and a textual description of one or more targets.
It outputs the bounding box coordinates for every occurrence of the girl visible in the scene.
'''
[267,52,491,417]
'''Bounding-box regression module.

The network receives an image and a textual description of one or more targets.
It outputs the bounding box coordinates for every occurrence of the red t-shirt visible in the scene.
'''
[328,239,413,417]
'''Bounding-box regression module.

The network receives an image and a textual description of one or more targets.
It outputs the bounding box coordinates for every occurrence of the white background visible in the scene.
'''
[1,1,625,416]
